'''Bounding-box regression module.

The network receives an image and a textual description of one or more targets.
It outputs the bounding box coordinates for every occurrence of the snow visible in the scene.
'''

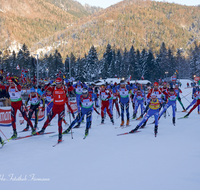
[1,79,200,190]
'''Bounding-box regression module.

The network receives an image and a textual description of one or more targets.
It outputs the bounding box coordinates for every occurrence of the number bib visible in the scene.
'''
[9,88,22,102]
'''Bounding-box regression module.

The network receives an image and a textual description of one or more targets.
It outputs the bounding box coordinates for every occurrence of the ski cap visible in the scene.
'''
[30,87,36,93]
[151,94,157,98]
[154,82,159,86]
[8,77,14,83]
[56,77,62,84]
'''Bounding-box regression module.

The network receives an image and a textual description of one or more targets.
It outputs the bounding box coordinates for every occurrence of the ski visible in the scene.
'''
[12,132,55,140]
[117,131,141,136]
[178,116,188,120]
[53,140,64,147]
[49,132,74,137]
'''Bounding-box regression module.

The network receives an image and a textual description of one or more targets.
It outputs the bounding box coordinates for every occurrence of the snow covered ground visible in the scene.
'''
[1,79,200,190]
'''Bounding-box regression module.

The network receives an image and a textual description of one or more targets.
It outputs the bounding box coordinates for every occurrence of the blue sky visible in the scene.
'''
[77,0,200,8]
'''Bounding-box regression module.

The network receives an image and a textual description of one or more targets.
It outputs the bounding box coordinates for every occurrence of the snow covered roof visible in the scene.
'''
[130,80,151,84]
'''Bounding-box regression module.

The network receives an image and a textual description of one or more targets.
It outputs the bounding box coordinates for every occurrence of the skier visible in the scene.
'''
[112,84,120,117]
[147,82,163,110]
[129,94,161,137]
[7,77,35,138]
[118,80,131,126]
[99,84,114,124]
[34,77,75,143]
[160,82,169,118]
[131,86,138,117]
[73,81,87,113]
[22,87,45,131]
[158,88,177,125]
[132,89,146,120]
[174,84,186,111]
[183,88,200,118]
[63,89,100,137]
[183,86,200,113]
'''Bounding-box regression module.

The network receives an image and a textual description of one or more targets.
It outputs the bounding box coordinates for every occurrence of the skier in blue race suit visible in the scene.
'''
[117,80,131,126]
[73,81,87,113]
[129,94,161,137]
[63,89,100,137]
[159,88,177,125]
[133,89,146,119]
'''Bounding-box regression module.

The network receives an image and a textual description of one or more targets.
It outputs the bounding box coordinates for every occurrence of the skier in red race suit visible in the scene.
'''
[34,77,75,143]
[7,77,35,139]
[99,84,114,124]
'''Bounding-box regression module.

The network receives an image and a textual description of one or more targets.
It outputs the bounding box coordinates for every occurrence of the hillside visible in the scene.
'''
[0,0,103,50]
[33,0,200,58]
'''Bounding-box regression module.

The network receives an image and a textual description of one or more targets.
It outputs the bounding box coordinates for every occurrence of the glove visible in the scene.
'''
[41,107,45,112]
[72,112,75,119]
[49,80,54,84]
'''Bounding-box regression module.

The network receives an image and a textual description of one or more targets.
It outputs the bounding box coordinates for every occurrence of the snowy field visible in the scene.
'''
[1,79,200,190]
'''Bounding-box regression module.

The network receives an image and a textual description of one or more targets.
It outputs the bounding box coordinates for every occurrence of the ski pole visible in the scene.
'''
[0,129,9,142]
[181,94,190,104]
[166,109,170,116]
[68,111,73,139]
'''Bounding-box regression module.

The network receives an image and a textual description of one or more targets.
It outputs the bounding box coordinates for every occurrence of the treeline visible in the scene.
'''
[0,42,200,82]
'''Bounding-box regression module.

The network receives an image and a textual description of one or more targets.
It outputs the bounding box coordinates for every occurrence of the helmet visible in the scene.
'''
[30,87,36,93]
[154,82,159,86]
[56,77,62,84]
[82,88,88,94]
[47,87,52,91]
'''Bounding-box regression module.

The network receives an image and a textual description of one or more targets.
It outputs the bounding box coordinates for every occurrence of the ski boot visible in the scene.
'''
[0,137,5,146]
[74,122,80,128]
[22,126,29,132]
[101,117,104,124]
[129,125,139,133]
[132,113,136,119]
[11,130,17,139]
[85,128,89,136]
[172,117,175,125]
[31,127,36,135]
[198,111,200,114]
[136,115,143,120]
[154,125,158,137]
[58,134,62,143]
[36,128,45,135]
[126,119,130,126]
[110,116,114,124]
[120,120,124,127]
[163,111,166,118]
[182,109,187,112]
[62,127,71,134]
[184,113,190,118]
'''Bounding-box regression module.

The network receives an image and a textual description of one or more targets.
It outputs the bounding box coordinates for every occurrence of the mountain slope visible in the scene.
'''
[35,0,200,58]
[0,0,84,49]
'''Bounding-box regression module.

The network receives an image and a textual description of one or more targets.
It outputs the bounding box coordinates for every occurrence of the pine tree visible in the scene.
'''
[86,45,99,81]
